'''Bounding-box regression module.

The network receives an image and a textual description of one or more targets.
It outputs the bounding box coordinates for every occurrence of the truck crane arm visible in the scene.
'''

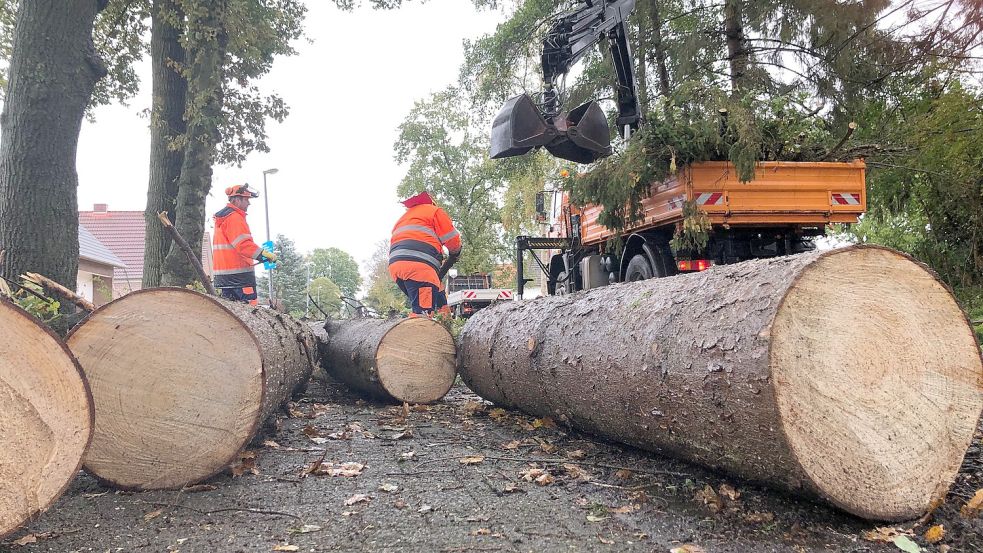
[490,0,640,164]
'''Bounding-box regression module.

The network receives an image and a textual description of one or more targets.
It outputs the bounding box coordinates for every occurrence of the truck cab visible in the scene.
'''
[517,160,867,296]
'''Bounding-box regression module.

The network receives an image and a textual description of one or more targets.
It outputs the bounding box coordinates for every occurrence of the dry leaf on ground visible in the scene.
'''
[143,509,163,521]
[472,528,492,536]
[862,527,907,543]
[289,524,322,534]
[489,408,508,421]
[532,417,557,429]
[460,455,485,465]
[614,469,633,480]
[302,425,320,439]
[566,449,587,459]
[609,504,639,514]
[230,450,260,477]
[303,460,365,478]
[598,535,615,544]
[262,440,281,449]
[378,482,399,493]
[695,484,723,513]
[273,545,300,552]
[12,533,49,546]
[503,482,522,493]
[670,545,706,553]
[562,463,591,481]
[743,511,775,524]
[521,467,554,485]
[287,403,307,418]
[923,525,944,544]
[718,483,740,501]
[502,440,522,450]
[960,489,983,518]
[344,493,371,506]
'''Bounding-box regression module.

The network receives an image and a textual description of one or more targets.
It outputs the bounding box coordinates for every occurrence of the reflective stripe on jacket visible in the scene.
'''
[212,204,263,289]
[388,204,461,287]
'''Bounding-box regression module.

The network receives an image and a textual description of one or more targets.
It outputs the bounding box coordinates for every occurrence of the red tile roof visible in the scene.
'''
[79,208,212,286]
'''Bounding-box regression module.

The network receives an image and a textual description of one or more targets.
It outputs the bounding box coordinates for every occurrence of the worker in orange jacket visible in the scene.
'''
[389,191,461,317]
[212,185,277,305]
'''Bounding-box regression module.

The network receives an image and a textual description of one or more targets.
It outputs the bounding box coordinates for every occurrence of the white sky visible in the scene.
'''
[76,0,504,269]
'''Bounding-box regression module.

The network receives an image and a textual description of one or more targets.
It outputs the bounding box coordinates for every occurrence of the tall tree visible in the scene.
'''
[143,0,188,287]
[308,247,362,298]
[0,0,109,299]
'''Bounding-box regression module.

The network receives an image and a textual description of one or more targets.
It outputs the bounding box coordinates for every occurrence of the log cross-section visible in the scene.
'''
[0,299,93,539]
[458,246,983,521]
[66,288,316,490]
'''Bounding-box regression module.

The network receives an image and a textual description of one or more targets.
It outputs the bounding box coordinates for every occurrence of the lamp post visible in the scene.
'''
[305,263,312,317]
[262,168,278,303]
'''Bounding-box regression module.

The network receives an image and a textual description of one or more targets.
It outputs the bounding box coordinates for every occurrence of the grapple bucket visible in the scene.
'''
[545,101,612,164]
[489,94,557,159]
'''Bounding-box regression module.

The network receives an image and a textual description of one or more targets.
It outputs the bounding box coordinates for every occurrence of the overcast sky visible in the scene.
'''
[76,0,504,270]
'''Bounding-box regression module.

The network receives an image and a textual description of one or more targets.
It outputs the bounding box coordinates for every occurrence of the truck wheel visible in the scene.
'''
[625,255,654,281]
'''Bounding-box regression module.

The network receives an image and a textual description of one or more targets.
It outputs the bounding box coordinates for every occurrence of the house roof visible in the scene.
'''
[79,225,125,268]
[79,207,213,284]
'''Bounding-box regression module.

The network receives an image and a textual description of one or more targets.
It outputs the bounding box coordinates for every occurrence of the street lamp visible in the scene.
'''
[262,168,278,302]
[305,263,312,317]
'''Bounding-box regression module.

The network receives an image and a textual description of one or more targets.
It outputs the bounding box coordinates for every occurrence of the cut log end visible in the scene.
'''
[0,300,93,539]
[772,247,983,520]
[376,318,457,404]
[67,289,269,490]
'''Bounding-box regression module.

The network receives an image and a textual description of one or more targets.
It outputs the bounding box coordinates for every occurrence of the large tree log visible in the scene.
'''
[458,246,983,521]
[315,318,456,404]
[66,288,316,490]
[0,299,93,539]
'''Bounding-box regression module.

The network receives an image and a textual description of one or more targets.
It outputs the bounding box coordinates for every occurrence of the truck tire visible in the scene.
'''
[625,254,653,281]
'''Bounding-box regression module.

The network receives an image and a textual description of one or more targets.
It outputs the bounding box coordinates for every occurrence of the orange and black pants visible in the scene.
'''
[396,279,447,315]
[216,270,259,306]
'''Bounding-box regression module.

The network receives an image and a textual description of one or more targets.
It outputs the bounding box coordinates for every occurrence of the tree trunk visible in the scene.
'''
[0,299,93,539]
[314,318,457,404]
[723,0,748,95]
[649,0,672,100]
[458,246,983,521]
[160,1,228,287]
[66,288,316,490]
[143,0,188,288]
[0,0,108,306]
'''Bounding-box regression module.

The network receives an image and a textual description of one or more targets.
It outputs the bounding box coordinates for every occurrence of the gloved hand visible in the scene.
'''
[260,249,277,263]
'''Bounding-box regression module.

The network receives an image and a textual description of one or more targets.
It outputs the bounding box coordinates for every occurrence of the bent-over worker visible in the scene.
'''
[389,191,461,317]
[212,185,277,305]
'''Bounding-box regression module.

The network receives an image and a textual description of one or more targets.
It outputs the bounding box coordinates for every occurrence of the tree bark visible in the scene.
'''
[649,0,672,100]
[0,298,93,539]
[723,0,748,95]
[160,1,228,287]
[66,288,316,490]
[458,246,983,521]
[143,0,188,288]
[314,317,457,404]
[0,0,109,307]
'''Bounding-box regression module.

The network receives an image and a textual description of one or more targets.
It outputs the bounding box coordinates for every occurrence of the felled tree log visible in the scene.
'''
[0,299,93,539]
[315,317,456,404]
[66,288,316,490]
[459,246,983,521]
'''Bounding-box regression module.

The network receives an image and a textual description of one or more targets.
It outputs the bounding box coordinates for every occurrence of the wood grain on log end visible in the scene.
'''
[771,246,983,520]
[376,318,457,404]
[0,299,93,539]
[67,288,314,490]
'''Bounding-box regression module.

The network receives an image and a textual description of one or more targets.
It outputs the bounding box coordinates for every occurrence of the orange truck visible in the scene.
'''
[515,159,867,297]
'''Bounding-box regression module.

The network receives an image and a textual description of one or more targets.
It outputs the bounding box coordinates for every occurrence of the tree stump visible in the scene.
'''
[66,288,316,490]
[458,246,983,521]
[0,299,93,539]
[315,318,456,404]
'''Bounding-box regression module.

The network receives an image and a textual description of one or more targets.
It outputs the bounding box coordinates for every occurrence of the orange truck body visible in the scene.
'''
[568,160,867,246]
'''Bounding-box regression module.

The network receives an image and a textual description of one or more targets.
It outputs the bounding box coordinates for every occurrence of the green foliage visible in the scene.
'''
[7,283,61,325]
[258,233,309,314]
[307,248,362,298]
[308,276,342,316]
[670,200,711,254]
[954,287,983,345]
[363,240,408,316]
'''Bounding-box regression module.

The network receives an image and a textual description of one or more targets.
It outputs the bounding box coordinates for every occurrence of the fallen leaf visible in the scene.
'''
[399,451,416,462]
[418,504,434,513]
[892,535,922,553]
[182,484,218,493]
[272,545,299,552]
[12,534,38,546]
[378,482,399,493]
[327,429,352,440]
[586,514,608,522]
[539,441,559,454]
[520,467,548,483]
[344,493,371,506]
[310,403,331,417]
[503,483,522,493]
[563,463,591,481]
[609,504,639,514]
[309,437,328,445]
[742,511,775,524]
[614,469,633,480]
[598,535,614,544]
[488,408,508,421]
[289,524,322,534]
[718,483,740,501]
[459,455,485,465]
[230,451,260,477]
[863,527,905,543]
[287,403,307,418]
[670,545,706,553]
[502,440,522,450]
[303,460,365,478]
[412,404,430,412]
[303,425,320,439]
[535,473,555,486]
[567,449,587,460]
[923,525,944,544]
[143,509,164,521]
[695,484,723,513]
[463,401,486,416]
[960,489,983,518]
[532,417,557,429]
[472,528,492,536]
[262,440,281,449]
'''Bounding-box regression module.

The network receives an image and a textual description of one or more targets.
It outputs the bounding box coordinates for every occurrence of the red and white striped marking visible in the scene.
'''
[695,192,725,206]
[463,291,477,299]
[667,195,685,210]
[497,290,513,300]
[831,193,861,205]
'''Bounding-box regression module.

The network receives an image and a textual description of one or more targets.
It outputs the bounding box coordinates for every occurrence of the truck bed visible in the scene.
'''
[578,160,866,246]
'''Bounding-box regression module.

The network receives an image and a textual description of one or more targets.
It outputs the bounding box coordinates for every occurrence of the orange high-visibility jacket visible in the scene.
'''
[212,204,263,289]
[388,204,461,287]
